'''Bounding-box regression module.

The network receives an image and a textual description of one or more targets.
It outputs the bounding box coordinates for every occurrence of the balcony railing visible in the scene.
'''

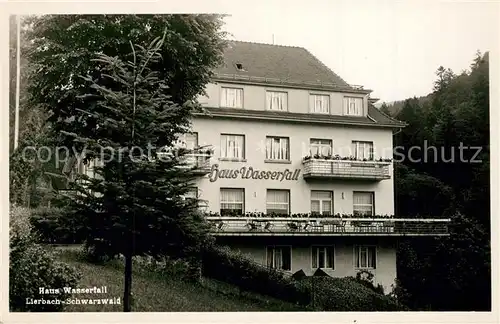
[179,153,212,174]
[206,216,450,237]
[302,158,391,181]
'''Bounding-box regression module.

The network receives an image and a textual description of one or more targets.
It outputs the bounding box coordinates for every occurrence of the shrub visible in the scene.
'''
[300,276,407,311]
[81,238,117,264]
[29,206,86,244]
[201,245,311,305]
[354,269,385,295]
[10,205,81,312]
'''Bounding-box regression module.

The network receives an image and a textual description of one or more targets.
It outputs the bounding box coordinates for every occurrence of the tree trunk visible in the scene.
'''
[123,252,133,312]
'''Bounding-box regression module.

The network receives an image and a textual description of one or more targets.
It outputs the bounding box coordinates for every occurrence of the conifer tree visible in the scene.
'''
[67,32,213,312]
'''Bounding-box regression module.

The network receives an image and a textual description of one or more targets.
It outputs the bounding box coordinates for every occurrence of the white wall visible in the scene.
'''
[191,117,395,215]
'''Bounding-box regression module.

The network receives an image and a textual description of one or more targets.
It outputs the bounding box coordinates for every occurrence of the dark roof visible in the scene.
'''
[196,104,406,128]
[215,41,358,91]
[206,40,406,128]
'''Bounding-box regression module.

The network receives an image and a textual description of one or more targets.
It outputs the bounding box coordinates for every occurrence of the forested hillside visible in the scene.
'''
[386,52,490,311]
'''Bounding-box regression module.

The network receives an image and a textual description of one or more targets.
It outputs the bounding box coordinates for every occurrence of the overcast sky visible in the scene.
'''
[221,0,499,103]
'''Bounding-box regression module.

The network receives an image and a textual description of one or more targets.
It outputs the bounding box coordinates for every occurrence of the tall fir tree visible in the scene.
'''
[24,14,227,312]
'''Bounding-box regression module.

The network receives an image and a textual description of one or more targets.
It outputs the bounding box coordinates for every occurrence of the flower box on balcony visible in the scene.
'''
[302,156,391,181]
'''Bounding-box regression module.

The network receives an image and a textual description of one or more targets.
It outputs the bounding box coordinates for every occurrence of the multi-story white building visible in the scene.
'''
[70,41,450,293]
[180,41,450,292]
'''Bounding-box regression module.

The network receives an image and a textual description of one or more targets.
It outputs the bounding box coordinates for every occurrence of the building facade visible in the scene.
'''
[70,41,450,293]
[181,41,449,293]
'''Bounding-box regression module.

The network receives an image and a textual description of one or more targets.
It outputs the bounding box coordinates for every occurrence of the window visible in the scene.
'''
[309,94,330,114]
[220,188,244,215]
[311,191,333,215]
[266,189,290,215]
[353,192,374,216]
[267,246,291,271]
[355,246,376,269]
[343,97,363,116]
[312,246,335,269]
[235,63,245,71]
[220,134,245,159]
[265,136,289,161]
[266,91,288,111]
[310,139,332,156]
[221,87,243,108]
[352,141,374,160]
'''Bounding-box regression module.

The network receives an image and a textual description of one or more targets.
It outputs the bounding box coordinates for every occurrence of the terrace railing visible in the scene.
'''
[302,158,391,181]
[205,216,450,237]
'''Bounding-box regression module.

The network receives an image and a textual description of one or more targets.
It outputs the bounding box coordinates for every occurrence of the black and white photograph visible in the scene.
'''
[2,0,499,321]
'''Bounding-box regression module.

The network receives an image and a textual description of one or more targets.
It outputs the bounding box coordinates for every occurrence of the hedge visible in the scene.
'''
[10,205,81,311]
[299,276,407,311]
[201,245,311,305]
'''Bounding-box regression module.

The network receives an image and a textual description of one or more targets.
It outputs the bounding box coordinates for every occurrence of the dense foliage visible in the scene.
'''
[201,244,404,311]
[9,205,81,311]
[298,277,405,311]
[201,245,311,305]
[30,207,86,244]
[386,52,490,310]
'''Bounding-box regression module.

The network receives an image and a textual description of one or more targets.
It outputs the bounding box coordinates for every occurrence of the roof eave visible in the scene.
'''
[194,108,406,129]
[212,76,372,95]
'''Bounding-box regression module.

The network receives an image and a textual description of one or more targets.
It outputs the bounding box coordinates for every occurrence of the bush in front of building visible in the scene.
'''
[201,245,311,305]
[354,269,386,295]
[10,205,81,311]
[300,276,407,311]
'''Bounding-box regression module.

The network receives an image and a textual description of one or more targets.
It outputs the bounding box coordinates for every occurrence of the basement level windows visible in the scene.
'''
[354,246,377,269]
[312,246,335,269]
[267,246,291,271]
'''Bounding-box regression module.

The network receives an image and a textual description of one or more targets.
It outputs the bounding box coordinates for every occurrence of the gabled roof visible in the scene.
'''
[214,41,368,93]
[205,40,406,128]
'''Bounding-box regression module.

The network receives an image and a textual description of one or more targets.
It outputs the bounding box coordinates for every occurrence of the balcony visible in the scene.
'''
[302,157,391,181]
[169,146,213,175]
[183,153,213,175]
[205,215,450,237]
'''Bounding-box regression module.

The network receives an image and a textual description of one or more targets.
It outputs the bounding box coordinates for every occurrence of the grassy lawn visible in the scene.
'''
[53,246,305,312]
